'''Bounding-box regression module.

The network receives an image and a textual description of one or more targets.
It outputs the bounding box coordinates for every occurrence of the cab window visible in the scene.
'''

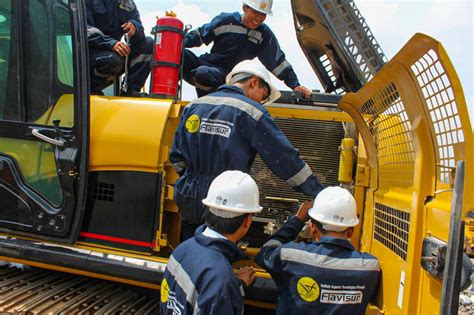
[0,0,76,206]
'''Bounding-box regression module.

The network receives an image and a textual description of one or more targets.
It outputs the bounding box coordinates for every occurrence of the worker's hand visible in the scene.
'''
[122,22,137,38]
[294,85,312,99]
[296,200,313,222]
[112,41,130,57]
[237,266,256,287]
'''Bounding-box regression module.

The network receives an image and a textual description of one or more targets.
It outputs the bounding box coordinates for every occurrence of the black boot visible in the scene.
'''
[120,89,148,97]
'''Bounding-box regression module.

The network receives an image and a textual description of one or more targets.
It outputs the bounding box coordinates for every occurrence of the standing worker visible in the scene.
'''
[170,59,324,241]
[86,0,153,96]
[160,170,261,314]
[256,187,380,314]
[183,0,313,98]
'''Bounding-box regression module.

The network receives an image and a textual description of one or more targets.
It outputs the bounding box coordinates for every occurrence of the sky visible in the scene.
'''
[135,0,473,122]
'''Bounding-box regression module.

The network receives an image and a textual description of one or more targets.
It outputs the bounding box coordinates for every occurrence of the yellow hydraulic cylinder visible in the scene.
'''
[338,138,355,183]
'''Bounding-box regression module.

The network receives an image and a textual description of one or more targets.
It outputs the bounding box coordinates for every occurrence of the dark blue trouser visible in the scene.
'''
[90,34,154,93]
[183,49,227,97]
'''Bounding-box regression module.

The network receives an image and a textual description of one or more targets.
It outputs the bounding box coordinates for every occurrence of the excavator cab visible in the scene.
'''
[0,0,89,243]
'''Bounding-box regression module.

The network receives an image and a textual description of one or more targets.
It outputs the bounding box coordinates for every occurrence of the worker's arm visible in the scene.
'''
[257,29,312,98]
[255,202,311,277]
[85,3,118,50]
[124,3,144,36]
[184,13,228,48]
[250,113,324,197]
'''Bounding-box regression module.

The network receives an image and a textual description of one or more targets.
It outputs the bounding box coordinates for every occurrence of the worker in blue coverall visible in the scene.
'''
[160,170,262,314]
[86,0,153,96]
[169,59,324,241]
[183,0,313,98]
[256,187,381,314]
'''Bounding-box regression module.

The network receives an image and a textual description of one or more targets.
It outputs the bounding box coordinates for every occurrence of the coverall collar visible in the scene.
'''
[232,12,245,26]
[317,235,355,251]
[216,84,246,95]
[194,225,248,263]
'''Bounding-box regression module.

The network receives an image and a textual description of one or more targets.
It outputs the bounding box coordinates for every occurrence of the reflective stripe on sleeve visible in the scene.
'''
[172,161,187,173]
[87,26,105,37]
[167,255,200,312]
[193,96,264,121]
[262,239,283,247]
[214,25,248,36]
[272,60,291,77]
[280,248,380,271]
[286,163,312,188]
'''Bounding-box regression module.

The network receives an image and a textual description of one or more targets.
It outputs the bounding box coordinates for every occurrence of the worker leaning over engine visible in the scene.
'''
[160,170,261,314]
[85,0,153,96]
[183,0,312,98]
[256,187,380,314]
[170,59,324,241]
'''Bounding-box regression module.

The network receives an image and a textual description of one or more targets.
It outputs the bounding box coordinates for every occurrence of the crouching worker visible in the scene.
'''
[86,0,153,96]
[256,187,380,314]
[160,170,262,314]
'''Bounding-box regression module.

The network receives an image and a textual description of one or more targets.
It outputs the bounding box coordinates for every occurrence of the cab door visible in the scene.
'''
[0,0,89,243]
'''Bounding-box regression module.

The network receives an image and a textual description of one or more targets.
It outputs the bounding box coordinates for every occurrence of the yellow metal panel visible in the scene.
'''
[338,33,473,314]
[266,104,352,122]
[89,96,177,172]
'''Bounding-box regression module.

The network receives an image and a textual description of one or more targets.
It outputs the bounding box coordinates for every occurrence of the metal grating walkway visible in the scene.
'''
[0,266,159,314]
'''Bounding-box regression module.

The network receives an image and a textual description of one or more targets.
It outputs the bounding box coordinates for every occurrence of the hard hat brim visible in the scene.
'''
[243,0,273,16]
[252,7,273,16]
[202,198,263,214]
[308,208,360,228]
[226,69,281,104]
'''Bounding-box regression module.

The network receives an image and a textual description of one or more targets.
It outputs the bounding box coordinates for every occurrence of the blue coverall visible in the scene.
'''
[184,12,301,96]
[256,216,381,314]
[160,225,247,314]
[86,0,153,94]
[169,85,324,239]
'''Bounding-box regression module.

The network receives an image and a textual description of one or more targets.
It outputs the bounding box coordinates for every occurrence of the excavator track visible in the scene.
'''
[0,266,159,314]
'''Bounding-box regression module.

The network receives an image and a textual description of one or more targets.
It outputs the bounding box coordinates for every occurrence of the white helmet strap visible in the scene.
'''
[209,207,244,218]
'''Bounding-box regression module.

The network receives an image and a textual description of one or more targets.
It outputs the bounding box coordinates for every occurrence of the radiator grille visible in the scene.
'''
[374,202,410,260]
[251,118,345,222]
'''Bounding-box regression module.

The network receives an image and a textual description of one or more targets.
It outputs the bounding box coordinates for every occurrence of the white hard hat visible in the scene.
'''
[202,170,263,218]
[243,0,273,15]
[308,187,359,231]
[226,59,281,104]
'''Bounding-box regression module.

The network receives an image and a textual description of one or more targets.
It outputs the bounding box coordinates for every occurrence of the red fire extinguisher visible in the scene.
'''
[150,12,184,98]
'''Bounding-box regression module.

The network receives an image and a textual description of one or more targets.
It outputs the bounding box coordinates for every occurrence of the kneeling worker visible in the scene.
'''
[160,170,262,314]
[256,187,380,314]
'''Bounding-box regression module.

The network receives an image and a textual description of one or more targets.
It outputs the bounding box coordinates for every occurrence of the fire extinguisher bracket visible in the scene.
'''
[153,61,181,68]
[155,26,184,36]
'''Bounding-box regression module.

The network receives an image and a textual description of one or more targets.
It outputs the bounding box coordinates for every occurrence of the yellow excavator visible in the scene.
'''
[0,0,472,313]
